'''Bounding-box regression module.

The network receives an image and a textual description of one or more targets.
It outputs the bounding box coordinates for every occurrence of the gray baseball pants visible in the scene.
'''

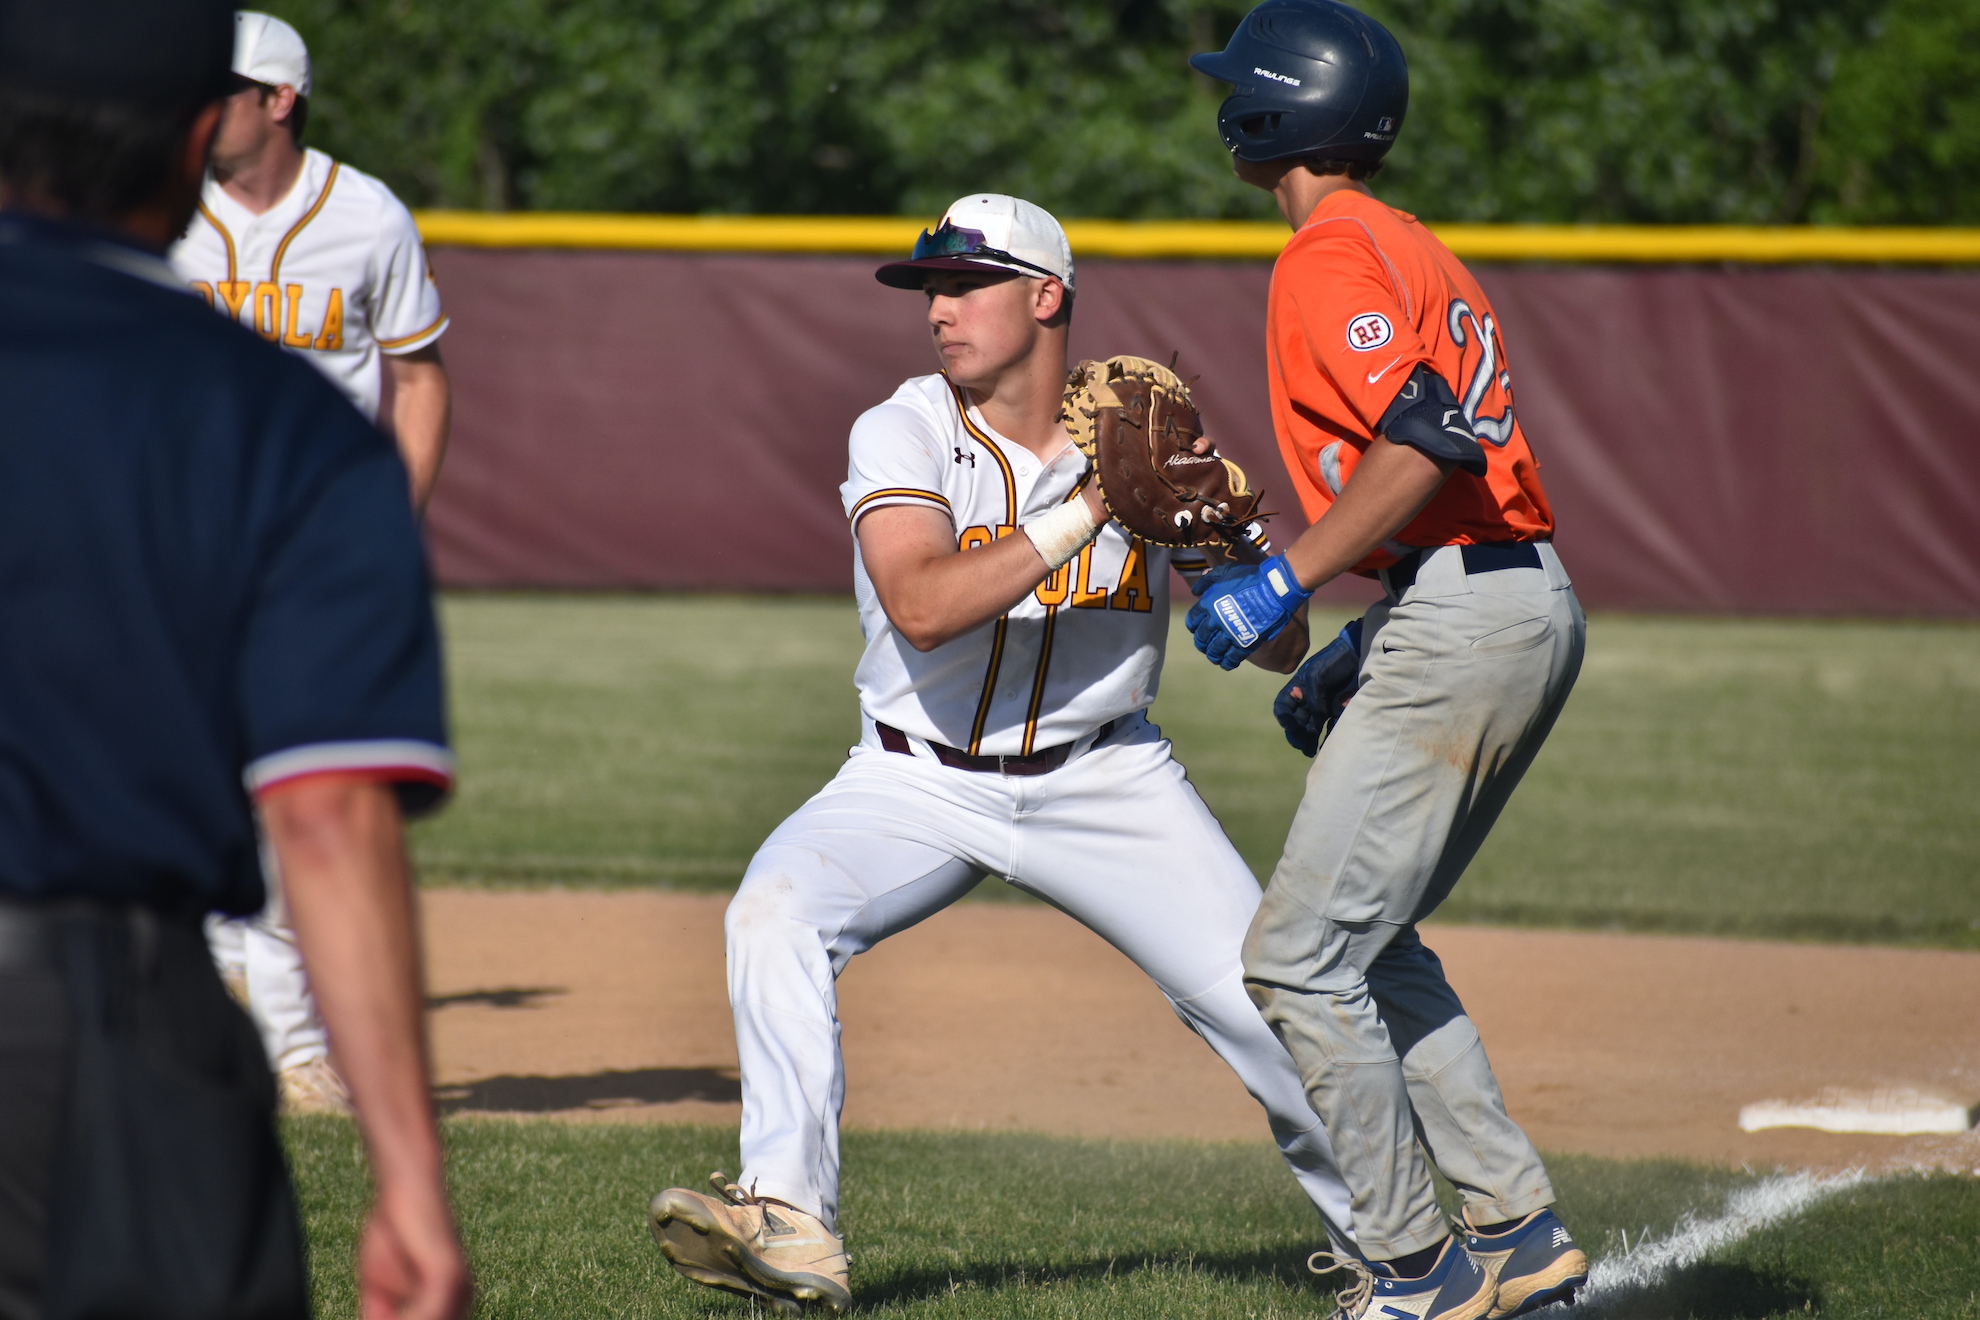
[1243,541,1584,1260]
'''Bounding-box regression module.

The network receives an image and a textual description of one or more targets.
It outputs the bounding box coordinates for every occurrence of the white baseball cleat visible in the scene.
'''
[277,1056,353,1117]
[645,1188,799,1316]
[649,1172,850,1314]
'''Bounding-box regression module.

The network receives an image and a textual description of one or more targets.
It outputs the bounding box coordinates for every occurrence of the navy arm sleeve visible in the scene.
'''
[1375,364,1489,477]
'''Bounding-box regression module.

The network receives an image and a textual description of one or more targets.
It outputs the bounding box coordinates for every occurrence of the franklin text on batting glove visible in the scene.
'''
[1185,554,1313,670]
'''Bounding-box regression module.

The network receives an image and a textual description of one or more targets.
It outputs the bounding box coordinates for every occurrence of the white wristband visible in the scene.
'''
[1021,498,1102,572]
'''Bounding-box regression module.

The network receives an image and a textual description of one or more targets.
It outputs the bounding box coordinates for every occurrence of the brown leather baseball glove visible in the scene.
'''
[1060,355,1266,551]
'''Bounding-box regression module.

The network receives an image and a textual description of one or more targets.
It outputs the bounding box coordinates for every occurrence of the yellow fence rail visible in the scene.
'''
[412,210,1980,264]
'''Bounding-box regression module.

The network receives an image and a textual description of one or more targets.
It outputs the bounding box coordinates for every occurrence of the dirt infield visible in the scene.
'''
[421,889,1980,1174]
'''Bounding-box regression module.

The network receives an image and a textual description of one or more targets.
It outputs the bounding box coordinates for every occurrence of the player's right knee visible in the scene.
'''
[725,863,828,951]
[726,879,791,940]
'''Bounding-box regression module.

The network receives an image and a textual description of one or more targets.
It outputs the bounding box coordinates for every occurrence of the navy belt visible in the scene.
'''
[1383,541,1543,596]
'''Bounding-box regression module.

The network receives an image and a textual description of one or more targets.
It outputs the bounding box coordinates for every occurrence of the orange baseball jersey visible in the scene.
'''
[1265,189,1553,573]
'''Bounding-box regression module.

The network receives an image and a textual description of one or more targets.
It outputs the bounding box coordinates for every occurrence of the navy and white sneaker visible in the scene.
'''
[1462,1207,1590,1317]
[1308,1236,1497,1320]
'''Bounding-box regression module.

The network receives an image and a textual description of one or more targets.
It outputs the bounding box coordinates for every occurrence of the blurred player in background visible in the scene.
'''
[647,194,1357,1315]
[1188,3,1589,1318]
[170,10,452,1114]
[172,11,450,504]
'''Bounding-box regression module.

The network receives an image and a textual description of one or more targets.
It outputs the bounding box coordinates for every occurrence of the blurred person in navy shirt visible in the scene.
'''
[0,0,470,1315]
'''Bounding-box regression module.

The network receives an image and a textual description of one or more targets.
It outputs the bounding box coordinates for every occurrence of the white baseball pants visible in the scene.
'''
[727,713,1356,1247]
[204,846,329,1073]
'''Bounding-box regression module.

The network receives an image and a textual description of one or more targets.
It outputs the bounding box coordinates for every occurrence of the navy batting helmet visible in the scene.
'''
[1189,0,1408,165]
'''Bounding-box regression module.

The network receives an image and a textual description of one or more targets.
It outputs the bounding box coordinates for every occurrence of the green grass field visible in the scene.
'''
[286,1118,1980,1319]
[348,595,1980,1317]
[411,594,1980,947]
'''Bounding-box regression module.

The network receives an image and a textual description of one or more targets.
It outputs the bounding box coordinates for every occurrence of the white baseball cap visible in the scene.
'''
[233,11,310,98]
[876,194,1076,293]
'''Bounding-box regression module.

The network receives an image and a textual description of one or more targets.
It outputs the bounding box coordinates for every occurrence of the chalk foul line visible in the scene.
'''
[1562,1169,1867,1316]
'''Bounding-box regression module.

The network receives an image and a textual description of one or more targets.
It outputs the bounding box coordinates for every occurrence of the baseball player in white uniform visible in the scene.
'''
[169,11,452,1113]
[648,194,1356,1314]
[171,12,450,505]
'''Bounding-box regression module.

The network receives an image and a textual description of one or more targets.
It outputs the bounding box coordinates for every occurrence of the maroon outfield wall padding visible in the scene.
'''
[1481,268,1980,615]
[423,249,1980,615]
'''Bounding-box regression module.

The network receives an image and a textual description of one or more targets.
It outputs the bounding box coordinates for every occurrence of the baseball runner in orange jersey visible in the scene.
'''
[1262,192,1553,557]
[1190,4,1591,1319]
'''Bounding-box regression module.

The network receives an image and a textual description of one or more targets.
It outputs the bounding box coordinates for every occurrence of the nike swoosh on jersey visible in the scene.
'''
[1366,357,1403,386]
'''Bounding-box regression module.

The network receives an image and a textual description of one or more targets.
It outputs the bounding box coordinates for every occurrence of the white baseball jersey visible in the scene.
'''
[842,373,1208,757]
[169,147,447,421]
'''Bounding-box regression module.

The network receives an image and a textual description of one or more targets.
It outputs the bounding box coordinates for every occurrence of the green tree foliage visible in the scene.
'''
[268,0,1980,222]
[1363,0,1879,223]
[1814,0,1980,223]
[271,0,1261,216]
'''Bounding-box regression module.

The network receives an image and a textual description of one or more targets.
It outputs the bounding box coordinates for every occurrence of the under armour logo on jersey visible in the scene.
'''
[953,447,976,467]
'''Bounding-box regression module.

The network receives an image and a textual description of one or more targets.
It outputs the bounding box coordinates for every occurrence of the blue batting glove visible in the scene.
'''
[1185,553,1313,670]
[1273,619,1364,756]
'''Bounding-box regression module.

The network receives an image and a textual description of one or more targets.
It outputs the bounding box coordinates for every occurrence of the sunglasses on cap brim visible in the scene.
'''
[909,221,1060,280]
